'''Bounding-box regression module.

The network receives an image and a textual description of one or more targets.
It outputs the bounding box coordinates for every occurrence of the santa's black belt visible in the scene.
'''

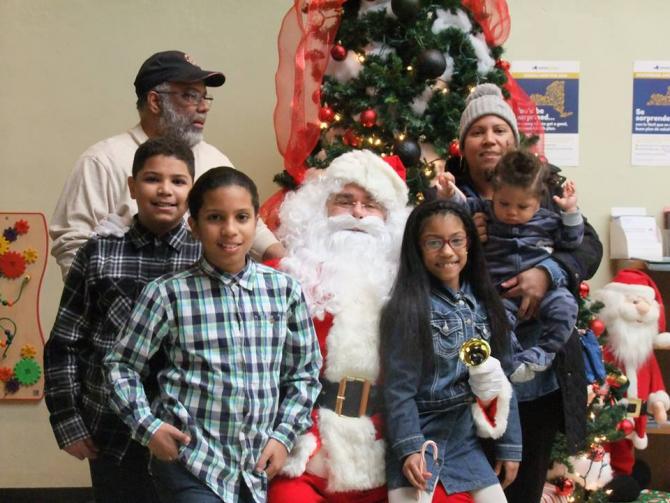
[317,377,382,417]
[623,398,648,418]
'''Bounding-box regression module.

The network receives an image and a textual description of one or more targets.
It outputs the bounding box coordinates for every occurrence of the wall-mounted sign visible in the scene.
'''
[632,61,670,166]
[512,61,580,167]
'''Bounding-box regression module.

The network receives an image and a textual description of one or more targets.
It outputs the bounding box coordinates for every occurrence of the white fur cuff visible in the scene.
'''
[318,409,386,492]
[471,379,512,439]
[629,432,648,450]
[654,332,670,349]
[279,433,318,478]
[648,390,670,411]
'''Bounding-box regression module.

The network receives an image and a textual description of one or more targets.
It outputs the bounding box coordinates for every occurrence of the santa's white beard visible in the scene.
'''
[326,213,390,258]
[280,213,399,319]
[607,317,656,370]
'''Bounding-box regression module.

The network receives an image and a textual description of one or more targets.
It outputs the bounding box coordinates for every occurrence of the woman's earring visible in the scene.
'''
[459,156,467,178]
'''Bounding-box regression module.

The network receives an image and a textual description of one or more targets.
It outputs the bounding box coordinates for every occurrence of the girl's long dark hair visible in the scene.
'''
[380,200,511,369]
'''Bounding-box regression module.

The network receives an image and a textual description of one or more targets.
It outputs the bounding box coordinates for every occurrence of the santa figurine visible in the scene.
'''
[592,269,670,477]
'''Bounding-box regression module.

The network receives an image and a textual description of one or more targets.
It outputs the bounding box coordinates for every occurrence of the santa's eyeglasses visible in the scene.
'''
[330,195,384,213]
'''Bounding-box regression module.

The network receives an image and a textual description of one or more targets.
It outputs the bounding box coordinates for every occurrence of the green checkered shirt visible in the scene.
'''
[105,257,321,502]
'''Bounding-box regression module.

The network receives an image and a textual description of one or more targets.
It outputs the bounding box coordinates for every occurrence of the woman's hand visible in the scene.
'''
[500,268,550,320]
[495,460,520,488]
[473,212,488,243]
[402,452,432,491]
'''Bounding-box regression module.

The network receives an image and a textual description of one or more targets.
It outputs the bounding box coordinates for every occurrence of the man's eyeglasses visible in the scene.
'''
[330,195,384,213]
[155,90,214,106]
[421,236,468,252]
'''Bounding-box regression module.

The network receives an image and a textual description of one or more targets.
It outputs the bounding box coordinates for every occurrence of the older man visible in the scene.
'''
[267,150,409,503]
[50,50,282,277]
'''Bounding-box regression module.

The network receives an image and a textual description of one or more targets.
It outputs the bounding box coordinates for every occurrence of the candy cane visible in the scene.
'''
[416,440,439,501]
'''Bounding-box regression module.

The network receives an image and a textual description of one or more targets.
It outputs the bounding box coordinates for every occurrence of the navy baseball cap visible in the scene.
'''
[134,50,225,97]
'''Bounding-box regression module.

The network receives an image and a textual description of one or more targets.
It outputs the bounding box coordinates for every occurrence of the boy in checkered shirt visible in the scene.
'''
[105,167,322,503]
[45,136,200,502]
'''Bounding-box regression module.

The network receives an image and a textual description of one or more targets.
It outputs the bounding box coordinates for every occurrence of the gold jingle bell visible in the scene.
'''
[459,338,491,367]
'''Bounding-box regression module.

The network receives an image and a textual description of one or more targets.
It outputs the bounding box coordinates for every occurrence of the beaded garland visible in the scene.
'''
[0,318,16,359]
[0,275,30,307]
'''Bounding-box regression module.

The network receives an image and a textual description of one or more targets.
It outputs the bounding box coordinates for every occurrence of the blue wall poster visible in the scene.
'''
[511,61,580,167]
[632,61,670,166]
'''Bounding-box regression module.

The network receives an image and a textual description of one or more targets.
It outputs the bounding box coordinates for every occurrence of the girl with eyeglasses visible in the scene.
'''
[381,200,520,503]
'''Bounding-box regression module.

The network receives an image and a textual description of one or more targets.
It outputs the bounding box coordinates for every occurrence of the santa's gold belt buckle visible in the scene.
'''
[335,377,371,416]
[626,398,643,418]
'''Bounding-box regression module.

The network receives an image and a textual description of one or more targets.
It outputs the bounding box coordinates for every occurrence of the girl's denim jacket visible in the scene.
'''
[383,282,522,491]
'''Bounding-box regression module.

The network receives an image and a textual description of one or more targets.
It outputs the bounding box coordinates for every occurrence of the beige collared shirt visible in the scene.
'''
[50,124,278,277]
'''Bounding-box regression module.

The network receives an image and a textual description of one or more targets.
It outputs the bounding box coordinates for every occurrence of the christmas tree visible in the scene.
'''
[268,0,539,209]
[266,4,638,501]
[546,282,631,502]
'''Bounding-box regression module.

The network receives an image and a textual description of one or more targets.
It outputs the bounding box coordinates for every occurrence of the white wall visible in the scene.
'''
[1,0,669,488]
[0,0,287,487]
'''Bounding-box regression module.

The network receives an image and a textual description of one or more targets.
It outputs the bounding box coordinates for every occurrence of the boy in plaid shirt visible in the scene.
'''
[105,167,322,503]
[45,136,199,502]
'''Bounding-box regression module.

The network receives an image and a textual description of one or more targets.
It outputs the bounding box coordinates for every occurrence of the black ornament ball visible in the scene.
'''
[394,139,421,167]
[391,0,421,20]
[417,49,447,79]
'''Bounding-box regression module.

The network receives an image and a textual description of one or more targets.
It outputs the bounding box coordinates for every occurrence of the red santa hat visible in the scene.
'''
[611,269,666,332]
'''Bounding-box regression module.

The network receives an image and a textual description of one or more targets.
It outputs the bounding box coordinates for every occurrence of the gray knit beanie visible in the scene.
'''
[458,83,520,147]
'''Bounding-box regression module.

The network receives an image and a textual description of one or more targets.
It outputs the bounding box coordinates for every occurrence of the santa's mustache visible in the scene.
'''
[326,213,387,237]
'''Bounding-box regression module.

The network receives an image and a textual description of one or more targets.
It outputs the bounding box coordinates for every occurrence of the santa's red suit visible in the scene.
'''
[268,288,388,502]
[266,150,475,503]
[603,346,669,474]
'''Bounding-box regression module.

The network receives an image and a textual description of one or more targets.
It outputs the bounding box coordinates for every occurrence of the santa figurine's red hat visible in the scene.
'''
[610,269,666,332]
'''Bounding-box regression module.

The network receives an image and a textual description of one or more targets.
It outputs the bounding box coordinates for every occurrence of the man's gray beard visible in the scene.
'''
[158,97,203,147]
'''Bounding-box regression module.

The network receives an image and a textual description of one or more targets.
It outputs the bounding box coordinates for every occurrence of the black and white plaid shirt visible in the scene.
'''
[44,218,201,462]
[105,257,322,502]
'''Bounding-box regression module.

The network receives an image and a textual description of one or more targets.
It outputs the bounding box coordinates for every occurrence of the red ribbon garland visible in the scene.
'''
[461,0,511,46]
[501,66,545,155]
[274,0,346,184]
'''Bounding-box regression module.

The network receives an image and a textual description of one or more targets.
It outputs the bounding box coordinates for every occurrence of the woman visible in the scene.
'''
[435,84,602,503]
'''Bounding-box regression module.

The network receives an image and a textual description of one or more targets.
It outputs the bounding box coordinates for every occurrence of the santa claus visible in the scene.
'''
[267,150,409,502]
[592,271,670,476]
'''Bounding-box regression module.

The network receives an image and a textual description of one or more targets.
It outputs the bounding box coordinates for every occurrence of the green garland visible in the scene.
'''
[273,0,509,203]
